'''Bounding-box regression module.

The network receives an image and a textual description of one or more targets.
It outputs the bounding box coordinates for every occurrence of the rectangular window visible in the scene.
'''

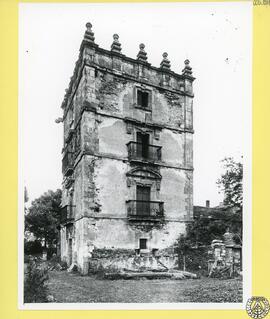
[139,238,147,250]
[136,132,149,159]
[137,90,149,108]
[136,185,150,216]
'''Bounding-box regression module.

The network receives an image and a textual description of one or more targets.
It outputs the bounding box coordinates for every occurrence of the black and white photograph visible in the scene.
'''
[19,2,252,309]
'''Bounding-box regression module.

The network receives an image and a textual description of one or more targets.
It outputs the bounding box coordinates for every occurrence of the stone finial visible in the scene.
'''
[84,22,95,44]
[111,34,122,53]
[182,59,193,76]
[160,52,171,70]
[137,43,148,62]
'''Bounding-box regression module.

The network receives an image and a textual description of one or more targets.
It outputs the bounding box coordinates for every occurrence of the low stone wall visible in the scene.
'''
[88,248,178,274]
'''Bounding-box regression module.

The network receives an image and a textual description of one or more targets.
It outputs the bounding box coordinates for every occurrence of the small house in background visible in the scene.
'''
[194,200,241,220]
[194,200,242,242]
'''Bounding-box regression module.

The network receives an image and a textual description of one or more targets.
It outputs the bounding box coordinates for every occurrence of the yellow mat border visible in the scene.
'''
[0,0,269,318]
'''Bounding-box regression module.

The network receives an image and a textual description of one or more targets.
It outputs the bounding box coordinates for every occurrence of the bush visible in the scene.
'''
[24,254,31,264]
[60,260,68,270]
[24,240,43,255]
[178,247,209,276]
[24,258,49,303]
[47,247,57,260]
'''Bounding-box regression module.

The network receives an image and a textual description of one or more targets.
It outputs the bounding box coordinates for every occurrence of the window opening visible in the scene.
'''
[136,185,151,216]
[137,90,149,108]
[136,132,149,159]
[139,238,147,249]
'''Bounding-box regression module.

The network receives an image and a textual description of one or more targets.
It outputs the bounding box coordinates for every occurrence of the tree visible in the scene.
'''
[24,258,49,303]
[25,189,62,248]
[24,186,29,204]
[24,186,29,214]
[185,212,242,247]
[217,157,243,211]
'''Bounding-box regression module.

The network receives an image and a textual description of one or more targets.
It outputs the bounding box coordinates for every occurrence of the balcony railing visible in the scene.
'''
[62,151,74,176]
[126,200,164,220]
[60,205,76,224]
[127,142,162,162]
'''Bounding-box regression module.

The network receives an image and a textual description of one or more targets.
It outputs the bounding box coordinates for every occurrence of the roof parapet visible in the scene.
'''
[61,22,195,110]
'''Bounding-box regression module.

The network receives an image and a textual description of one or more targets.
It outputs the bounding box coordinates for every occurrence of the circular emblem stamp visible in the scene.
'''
[246,297,270,319]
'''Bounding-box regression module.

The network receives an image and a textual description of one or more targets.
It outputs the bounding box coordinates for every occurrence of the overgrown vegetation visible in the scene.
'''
[24,189,62,253]
[24,258,49,303]
[217,157,243,211]
[186,212,242,246]
[24,240,43,255]
[177,157,243,273]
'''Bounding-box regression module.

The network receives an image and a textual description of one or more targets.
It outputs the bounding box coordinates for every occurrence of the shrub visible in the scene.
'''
[24,240,43,255]
[60,260,68,270]
[178,247,209,276]
[24,258,49,303]
[47,247,57,260]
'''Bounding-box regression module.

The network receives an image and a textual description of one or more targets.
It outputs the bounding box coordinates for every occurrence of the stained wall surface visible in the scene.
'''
[60,27,195,271]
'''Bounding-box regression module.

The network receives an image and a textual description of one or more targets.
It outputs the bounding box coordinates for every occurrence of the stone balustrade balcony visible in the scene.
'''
[62,151,74,176]
[60,205,76,225]
[127,142,162,162]
[126,200,164,221]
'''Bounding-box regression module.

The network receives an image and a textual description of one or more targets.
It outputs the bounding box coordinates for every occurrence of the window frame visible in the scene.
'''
[134,86,152,111]
[139,238,147,250]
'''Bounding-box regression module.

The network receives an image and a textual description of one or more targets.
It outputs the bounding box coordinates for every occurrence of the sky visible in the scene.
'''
[19,2,252,207]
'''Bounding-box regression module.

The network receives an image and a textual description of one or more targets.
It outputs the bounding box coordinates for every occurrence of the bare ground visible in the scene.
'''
[47,270,243,303]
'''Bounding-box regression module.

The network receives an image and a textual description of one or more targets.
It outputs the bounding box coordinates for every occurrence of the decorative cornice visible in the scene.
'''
[126,167,162,180]
[76,104,194,134]
[61,23,196,111]
[80,150,194,171]
[62,61,195,118]
[74,215,193,223]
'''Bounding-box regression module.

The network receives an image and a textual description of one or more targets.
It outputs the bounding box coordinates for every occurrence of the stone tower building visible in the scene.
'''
[60,23,195,273]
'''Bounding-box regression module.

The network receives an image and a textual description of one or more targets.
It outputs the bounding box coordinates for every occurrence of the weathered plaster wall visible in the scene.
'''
[81,111,98,154]
[86,70,187,129]
[185,132,193,168]
[185,96,193,130]
[94,157,128,218]
[73,161,84,218]
[159,129,185,166]
[73,218,87,270]
[75,155,192,221]
[82,112,189,168]
[82,217,186,251]
[60,35,195,272]
[98,118,128,157]
[83,47,186,93]
[60,226,67,261]
[159,167,192,220]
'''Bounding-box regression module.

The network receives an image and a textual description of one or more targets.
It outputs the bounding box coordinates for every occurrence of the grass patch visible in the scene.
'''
[46,270,242,303]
